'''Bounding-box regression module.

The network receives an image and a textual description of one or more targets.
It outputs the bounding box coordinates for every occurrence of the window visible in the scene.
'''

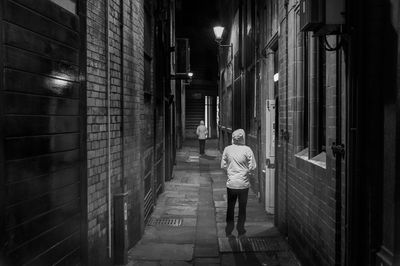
[273,45,279,99]
[205,96,211,137]
[245,0,255,67]
[267,0,278,37]
[246,67,256,133]
[143,2,153,149]
[245,0,256,134]
[303,32,309,148]
[144,5,152,94]
[294,8,326,164]
[318,37,326,152]
[226,84,233,129]
[298,32,326,158]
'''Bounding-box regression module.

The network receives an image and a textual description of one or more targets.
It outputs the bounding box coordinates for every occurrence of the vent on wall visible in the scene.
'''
[299,0,324,32]
[300,0,345,34]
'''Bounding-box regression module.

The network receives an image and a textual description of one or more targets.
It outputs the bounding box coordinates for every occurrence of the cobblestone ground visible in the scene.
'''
[127,139,301,266]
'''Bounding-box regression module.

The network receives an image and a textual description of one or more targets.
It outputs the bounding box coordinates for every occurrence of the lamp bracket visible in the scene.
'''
[217,43,233,63]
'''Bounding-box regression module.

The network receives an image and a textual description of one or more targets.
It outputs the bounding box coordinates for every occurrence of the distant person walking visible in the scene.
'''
[221,129,256,237]
[196,120,208,155]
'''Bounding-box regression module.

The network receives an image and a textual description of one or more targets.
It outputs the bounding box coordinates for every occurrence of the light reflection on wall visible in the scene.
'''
[47,72,72,96]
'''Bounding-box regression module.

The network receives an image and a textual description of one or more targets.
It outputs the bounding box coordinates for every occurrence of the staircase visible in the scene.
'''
[185,97,204,138]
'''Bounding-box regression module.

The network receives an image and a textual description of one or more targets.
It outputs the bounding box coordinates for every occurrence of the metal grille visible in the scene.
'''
[144,190,153,224]
[147,217,183,226]
[248,237,280,251]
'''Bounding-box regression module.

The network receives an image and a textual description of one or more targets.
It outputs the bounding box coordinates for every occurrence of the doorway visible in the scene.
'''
[264,44,279,214]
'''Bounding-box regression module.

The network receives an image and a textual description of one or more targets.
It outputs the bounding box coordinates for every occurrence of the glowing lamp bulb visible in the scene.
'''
[213,26,224,42]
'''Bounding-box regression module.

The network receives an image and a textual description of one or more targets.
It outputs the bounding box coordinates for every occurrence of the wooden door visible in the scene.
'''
[0,0,86,265]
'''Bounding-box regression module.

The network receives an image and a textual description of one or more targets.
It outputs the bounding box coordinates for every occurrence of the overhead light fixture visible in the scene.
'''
[213,26,224,43]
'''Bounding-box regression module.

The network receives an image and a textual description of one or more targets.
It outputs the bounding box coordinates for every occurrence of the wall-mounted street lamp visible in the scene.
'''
[183,72,193,85]
[213,26,234,145]
[213,26,233,63]
[213,26,224,43]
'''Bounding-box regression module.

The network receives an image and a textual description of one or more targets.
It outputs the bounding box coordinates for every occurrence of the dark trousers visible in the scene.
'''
[225,187,249,236]
[199,139,206,154]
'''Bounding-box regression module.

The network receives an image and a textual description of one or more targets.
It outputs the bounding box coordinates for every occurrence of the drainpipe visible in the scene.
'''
[119,0,125,191]
[105,0,112,259]
[334,34,343,266]
[284,0,289,235]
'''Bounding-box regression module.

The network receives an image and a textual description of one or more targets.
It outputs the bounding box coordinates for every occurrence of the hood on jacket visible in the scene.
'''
[232,129,245,145]
[200,120,205,125]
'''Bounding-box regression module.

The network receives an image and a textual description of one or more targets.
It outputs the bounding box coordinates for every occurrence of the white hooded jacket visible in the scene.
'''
[196,121,208,140]
[221,129,257,189]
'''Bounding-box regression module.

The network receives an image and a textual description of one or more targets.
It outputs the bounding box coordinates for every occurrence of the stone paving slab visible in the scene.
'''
[218,237,291,253]
[193,257,220,266]
[194,246,220,258]
[216,222,277,238]
[215,212,271,223]
[127,260,160,266]
[165,197,199,206]
[160,261,192,266]
[221,252,279,266]
[128,243,193,261]
[140,226,196,244]
[182,218,197,226]
[165,206,197,216]
[127,260,193,266]
[276,251,302,266]
[214,201,227,208]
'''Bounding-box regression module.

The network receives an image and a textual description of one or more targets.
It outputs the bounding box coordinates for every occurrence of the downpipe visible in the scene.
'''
[105,0,112,259]
[119,0,125,191]
[284,0,289,235]
[334,35,343,266]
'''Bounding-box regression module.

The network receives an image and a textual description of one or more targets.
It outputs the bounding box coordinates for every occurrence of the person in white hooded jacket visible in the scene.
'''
[221,129,256,237]
[196,120,208,155]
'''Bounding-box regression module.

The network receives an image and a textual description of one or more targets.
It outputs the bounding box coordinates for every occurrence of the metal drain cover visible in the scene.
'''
[148,217,183,226]
[218,237,283,252]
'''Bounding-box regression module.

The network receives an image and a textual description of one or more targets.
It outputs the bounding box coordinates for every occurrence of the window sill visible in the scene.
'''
[294,148,309,160]
[310,152,326,169]
[295,148,326,169]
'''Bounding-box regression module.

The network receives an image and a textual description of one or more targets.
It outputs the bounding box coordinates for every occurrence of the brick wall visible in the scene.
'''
[86,0,146,265]
[86,0,110,263]
[125,0,146,248]
[274,2,341,265]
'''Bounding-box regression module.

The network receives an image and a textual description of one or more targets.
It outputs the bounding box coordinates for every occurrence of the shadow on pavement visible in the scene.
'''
[201,154,217,160]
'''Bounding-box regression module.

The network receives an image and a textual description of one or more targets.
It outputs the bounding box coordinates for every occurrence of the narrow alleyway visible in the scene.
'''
[127,140,300,266]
